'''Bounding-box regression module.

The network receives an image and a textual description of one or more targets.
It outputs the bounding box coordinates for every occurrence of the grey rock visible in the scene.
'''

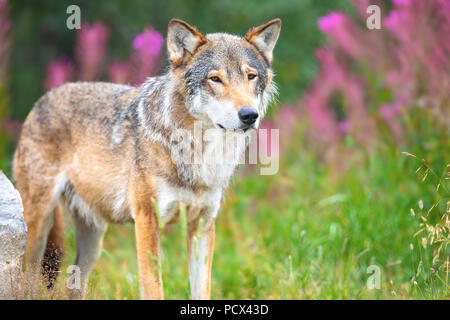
[0,170,27,299]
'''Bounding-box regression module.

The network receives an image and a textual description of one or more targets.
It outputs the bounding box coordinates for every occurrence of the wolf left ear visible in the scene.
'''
[245,18,282,64]
[167,19,207,66]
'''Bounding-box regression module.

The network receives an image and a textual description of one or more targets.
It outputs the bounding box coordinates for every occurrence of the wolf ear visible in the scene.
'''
[167,19,206,66]
[245,18,281,64]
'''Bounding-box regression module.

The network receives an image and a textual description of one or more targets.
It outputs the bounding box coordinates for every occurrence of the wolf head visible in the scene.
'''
[167,18,281,131]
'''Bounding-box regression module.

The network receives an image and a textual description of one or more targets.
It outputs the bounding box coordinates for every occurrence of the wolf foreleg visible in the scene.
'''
[187,217,216,300]
[134,204,164,300]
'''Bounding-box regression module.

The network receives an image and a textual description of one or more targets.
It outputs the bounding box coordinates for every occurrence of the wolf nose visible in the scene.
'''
[238,107,259,125]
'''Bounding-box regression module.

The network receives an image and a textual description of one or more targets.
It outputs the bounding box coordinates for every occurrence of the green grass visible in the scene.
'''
[53,141,448,300]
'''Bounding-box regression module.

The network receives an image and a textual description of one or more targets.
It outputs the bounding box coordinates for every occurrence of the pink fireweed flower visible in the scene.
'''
[131,27,164,84]
[109,61,131,84]
[344,80,375,145]
[379,103,403,141]
[304,87,341,145]
[132,28,164,56]
[351,0,372,18]
[1,114,22,143]
[338,120,351,134]
[315,48,346,88]
[44,59,74,91]
[385,10,401,29]
[257,121,278,158]
[301,0,447,156]
[318,12,364,59]
[379,105,393,119]
[277,105,300,134]
[76,22,109,81]
[392,0,412,6]
[317,12,345,34]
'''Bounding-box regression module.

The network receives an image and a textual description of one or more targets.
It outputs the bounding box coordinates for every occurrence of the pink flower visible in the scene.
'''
[303,86,341,144]
[257,121,278,158]
[109,61,131,84]
[338,120,351,134]
[385,10,401,29]
[44,59,74,90]
[317,12,345,34]
[131,27,164,84]
[351,0,372,18]
[277,105,300,132]
[132,29,164,56]
[1,114,22,143]
[318,12,364,59]
[315,48,345,87]
[379,105,392,119]
[76,22,109,81]
[392,0,412,5]
[379,103,404,141]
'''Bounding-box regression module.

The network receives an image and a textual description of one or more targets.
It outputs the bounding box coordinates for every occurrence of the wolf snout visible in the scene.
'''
[238,106,259,126]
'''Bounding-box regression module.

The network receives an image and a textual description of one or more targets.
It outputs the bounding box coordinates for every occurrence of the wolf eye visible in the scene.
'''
[209,76,222,83]
[248,73,257,80]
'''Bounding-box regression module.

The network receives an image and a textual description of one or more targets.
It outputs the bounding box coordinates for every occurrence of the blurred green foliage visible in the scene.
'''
[8,0,353,120]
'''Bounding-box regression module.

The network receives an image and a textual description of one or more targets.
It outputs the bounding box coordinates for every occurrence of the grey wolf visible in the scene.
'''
[13,18,281,299]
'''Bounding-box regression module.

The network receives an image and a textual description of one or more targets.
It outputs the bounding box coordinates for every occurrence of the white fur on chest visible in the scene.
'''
[173,128,247,188]
[156,179,222,226]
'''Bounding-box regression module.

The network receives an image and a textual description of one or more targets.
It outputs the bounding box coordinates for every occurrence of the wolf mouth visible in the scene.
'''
[216,123,253,132]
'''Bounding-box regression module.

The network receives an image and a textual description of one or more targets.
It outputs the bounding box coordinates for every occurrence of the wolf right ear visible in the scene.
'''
[245,18,282,64]
[167,19,206,66]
